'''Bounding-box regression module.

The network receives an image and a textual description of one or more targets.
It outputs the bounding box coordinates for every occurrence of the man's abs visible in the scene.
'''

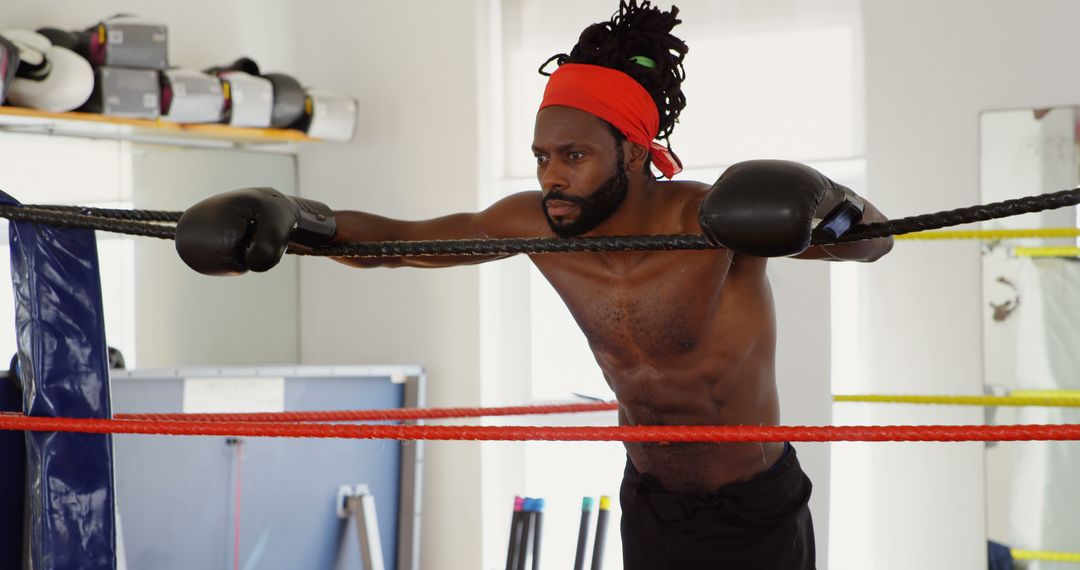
[532,248,784,494]
[610,347,784,494]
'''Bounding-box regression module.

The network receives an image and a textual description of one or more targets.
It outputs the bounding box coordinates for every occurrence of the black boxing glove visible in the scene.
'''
[175,187,336,275]
[697,160,864,257]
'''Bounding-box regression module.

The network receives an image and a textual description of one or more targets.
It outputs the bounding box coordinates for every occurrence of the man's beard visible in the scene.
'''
[542,166,629,237]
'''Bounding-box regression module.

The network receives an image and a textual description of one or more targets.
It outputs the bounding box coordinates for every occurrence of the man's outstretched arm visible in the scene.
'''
[329,192,549,269]
[174,188,546,275]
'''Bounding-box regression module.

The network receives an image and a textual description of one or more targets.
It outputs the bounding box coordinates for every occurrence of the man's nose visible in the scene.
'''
[539,161,569,193]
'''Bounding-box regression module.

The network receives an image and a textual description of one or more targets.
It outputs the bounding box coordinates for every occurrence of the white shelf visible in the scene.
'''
[0,106,320,152]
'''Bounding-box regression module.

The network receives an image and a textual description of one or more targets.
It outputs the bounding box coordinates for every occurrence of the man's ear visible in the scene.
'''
[625,141,649,173]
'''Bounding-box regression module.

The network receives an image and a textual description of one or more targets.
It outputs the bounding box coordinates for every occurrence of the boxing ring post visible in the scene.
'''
[1,191,118,569]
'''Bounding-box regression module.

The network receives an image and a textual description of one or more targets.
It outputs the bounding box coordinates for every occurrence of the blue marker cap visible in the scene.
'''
[535,498,545,512]
[582,497,594,511]
[523,498,534,512]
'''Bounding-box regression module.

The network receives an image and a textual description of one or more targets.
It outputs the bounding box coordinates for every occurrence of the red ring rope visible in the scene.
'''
[2,414,1080,442]
[115,402,620,423]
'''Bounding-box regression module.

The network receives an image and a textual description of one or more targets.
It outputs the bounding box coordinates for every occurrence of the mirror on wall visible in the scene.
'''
[980,106,1080,568]
[0,131,301,369]
[128,142,301,367]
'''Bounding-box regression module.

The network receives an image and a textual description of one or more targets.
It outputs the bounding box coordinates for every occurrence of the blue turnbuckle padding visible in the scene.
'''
[3,190,117,569]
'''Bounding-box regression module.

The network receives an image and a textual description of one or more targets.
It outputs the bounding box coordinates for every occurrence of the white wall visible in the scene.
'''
[4,0,299,75]
[859,1,1080,568]
[293,2,487,569]
[771,259,832,569]
[0,133,130,362]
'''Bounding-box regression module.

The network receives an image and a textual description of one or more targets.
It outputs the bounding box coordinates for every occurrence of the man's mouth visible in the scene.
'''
[545,200,579,217]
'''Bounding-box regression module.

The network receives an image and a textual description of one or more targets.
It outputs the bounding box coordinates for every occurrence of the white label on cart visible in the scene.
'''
[182,377,285,413]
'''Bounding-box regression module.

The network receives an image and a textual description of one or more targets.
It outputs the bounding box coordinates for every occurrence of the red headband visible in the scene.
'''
[539,63,682,179]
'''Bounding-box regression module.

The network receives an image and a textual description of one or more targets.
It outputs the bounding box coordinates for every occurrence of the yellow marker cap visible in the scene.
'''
[599,496,611,510]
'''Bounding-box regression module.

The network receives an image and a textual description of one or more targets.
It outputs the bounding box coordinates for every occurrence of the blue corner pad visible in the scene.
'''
[2,189,117,569]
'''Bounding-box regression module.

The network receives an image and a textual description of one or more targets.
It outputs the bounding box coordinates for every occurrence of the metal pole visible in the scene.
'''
[590,496,611,570]
[573,497,594,570]
[348,485,385,570]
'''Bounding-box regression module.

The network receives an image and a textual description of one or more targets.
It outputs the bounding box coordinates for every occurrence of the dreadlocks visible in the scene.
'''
[539,1,688,143]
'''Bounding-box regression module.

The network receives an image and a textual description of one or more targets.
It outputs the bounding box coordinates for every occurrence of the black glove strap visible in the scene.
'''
[812,189,864,241]
[292,197,337,246]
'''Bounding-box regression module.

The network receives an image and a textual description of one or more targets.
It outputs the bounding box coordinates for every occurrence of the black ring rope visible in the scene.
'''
[1,187,1077,257]
[0,205,176,240]
[22,204,181,223]
[832,188,1080,243]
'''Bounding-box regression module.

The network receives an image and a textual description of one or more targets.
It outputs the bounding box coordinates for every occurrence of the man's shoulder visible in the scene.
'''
[657,179,712,206]
[479,190,548,238]
[658,179,712,193]
[497,190,544,206]
[651,179,711,229]
[654,179,767,269]
[488,190,544,219]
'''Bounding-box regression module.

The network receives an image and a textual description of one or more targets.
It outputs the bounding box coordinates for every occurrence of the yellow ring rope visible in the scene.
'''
[1011,549,1080,563]
[895,228,1080,241]
[833,391,1080,407]
[1013,246,1080,257]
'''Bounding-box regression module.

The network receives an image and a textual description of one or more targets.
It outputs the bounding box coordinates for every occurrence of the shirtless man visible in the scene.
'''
[174,2,892,568]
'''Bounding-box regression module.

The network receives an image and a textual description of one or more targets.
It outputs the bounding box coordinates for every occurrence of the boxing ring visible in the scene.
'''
[3,186,1080,568]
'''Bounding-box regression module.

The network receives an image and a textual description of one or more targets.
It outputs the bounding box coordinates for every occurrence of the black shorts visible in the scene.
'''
[620,443,815,570]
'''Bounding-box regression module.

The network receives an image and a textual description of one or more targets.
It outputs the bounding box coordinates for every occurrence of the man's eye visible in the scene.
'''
[568,151,585,161]
[535,154,548,164]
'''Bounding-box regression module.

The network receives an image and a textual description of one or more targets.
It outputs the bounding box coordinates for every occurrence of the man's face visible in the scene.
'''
[532,106,629,237]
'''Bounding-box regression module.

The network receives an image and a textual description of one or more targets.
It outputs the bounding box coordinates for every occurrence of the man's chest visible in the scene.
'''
[530,250,735,358]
